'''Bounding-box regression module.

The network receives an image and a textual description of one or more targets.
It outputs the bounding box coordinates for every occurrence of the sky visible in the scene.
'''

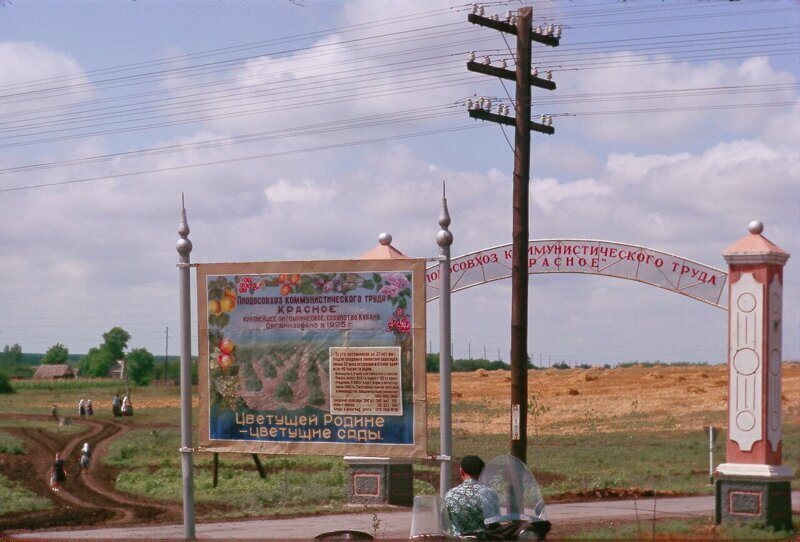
[0,0,797,366]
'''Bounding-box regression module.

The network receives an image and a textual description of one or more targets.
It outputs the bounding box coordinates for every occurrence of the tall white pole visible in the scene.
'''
[437,182,454,498]
[176,197,196,539]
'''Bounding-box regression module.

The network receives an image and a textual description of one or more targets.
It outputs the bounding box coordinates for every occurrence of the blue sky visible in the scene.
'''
[0,0,797,366]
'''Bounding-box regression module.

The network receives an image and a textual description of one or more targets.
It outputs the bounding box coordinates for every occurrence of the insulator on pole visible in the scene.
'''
[468,51,476,62]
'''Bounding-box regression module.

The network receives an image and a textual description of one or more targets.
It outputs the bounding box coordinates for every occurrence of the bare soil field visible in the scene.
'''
[427,363,800,434]
[1,363,797,536]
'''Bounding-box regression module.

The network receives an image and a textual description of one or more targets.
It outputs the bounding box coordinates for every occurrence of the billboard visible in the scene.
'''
[196,259,427,458]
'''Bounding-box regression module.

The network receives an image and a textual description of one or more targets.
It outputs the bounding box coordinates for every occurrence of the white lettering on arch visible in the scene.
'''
[425,239,728,309]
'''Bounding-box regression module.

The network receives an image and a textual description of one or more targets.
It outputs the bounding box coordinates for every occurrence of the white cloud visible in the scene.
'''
[264,179,334,204]
[559,52,797,146]
[532,177,612,214]
[606,152,691,185]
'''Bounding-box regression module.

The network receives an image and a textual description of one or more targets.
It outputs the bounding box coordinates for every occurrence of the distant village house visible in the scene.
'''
[108,359,126,380]
[33,364,76,380]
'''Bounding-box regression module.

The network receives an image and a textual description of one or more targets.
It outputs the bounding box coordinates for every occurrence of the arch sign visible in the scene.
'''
[425,239,729,309]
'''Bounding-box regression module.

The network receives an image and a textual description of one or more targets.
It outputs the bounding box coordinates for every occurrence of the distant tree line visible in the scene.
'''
[425,353,534,373]
[0,327,160,386]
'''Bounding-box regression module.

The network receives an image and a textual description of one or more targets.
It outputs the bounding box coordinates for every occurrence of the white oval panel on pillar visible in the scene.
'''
[729,272,762,452]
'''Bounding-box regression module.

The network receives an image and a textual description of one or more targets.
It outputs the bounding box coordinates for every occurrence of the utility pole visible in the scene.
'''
[467,6,559,465]
[164,326,169,382]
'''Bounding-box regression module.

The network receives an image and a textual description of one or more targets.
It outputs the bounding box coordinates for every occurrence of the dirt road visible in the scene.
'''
[0,414,181,533]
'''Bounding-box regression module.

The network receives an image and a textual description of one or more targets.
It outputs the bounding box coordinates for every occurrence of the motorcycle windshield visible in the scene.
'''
[409,494,455,539]
[479,454,547,524]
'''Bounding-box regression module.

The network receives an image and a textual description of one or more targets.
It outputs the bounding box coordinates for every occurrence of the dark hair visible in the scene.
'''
[460,455,485,478]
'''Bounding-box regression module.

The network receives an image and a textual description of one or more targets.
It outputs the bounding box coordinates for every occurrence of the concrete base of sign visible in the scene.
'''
[344,456,414,507]
[715,464,794,531]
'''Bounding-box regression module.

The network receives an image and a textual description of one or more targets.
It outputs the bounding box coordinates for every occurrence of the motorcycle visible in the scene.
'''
[410,454,551,540]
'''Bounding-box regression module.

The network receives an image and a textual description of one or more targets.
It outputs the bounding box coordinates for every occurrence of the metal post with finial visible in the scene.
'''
[437,181,454,498]
[176,195,196,539]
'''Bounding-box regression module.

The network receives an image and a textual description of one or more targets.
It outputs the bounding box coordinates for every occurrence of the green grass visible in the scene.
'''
[448,423,800,498]
[569,515,799,540]
[0,431,24,454]
[12,378,125,391]
[0,418,89,436]
[0,473,53,515]
[117,464,346,506]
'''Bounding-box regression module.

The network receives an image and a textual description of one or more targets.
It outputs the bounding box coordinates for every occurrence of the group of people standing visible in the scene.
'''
[112,394,132,417]
[77,399,94,417]
[50,443,91,491]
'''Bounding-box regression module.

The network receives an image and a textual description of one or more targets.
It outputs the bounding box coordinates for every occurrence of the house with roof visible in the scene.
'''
[33,364,76,380]
[108,359,126,380]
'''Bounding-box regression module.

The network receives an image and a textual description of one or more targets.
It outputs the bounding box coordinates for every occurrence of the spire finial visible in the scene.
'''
[748,220,764,235]
[437,180,453,248]
[177,194,192,257]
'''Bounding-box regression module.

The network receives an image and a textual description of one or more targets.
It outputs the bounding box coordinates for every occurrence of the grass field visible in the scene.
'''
[1,363,798,536]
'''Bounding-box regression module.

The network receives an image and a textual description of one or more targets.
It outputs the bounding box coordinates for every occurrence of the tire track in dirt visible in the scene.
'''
[1,414,180,532]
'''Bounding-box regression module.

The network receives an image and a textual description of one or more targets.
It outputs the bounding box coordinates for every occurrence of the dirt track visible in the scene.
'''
[0,414,181,534]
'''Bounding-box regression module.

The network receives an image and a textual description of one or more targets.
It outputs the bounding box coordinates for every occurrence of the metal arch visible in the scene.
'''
[425,239,729,310]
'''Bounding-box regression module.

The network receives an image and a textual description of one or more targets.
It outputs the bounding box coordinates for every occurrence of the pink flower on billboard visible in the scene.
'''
[384,272,409,290]
[380,284,400,298]
[387,307,411,336]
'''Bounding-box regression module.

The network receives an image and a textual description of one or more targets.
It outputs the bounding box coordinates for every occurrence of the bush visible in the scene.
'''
[0,373,15,394]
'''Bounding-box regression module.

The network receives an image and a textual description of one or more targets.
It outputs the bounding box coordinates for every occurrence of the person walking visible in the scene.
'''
[79,443,91,471]
[78,399,86,418]
[86,399,94,416]
[51,404,59,422]
[112,394,121,417]
[51,452,67,491]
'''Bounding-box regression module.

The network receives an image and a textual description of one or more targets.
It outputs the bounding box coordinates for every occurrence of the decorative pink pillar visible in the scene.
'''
[715,221,793,530]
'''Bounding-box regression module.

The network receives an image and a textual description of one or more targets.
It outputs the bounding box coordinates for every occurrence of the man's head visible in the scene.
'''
[460,455,485,479]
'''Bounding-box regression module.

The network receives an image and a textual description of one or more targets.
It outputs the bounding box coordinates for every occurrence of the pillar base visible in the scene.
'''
[715,463,794,531]
[344,456,414,507]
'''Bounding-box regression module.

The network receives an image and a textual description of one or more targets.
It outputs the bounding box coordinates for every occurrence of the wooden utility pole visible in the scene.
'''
[467,7,559,464]
[164,326,169,382]
[510,7,533,464]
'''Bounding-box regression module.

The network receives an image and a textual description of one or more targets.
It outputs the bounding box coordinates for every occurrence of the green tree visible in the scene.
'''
[426,353,440,373]
[80,346,115,377]
[41,343,69,365]
[1,344,23,364]
[0,373,15,394]
[127,347,155,386]
[102,327,131,361]
[79,327,132,377]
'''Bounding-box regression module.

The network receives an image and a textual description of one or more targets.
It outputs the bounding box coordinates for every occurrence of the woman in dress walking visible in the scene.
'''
[51,452,67,491]
[79,443,91,471]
